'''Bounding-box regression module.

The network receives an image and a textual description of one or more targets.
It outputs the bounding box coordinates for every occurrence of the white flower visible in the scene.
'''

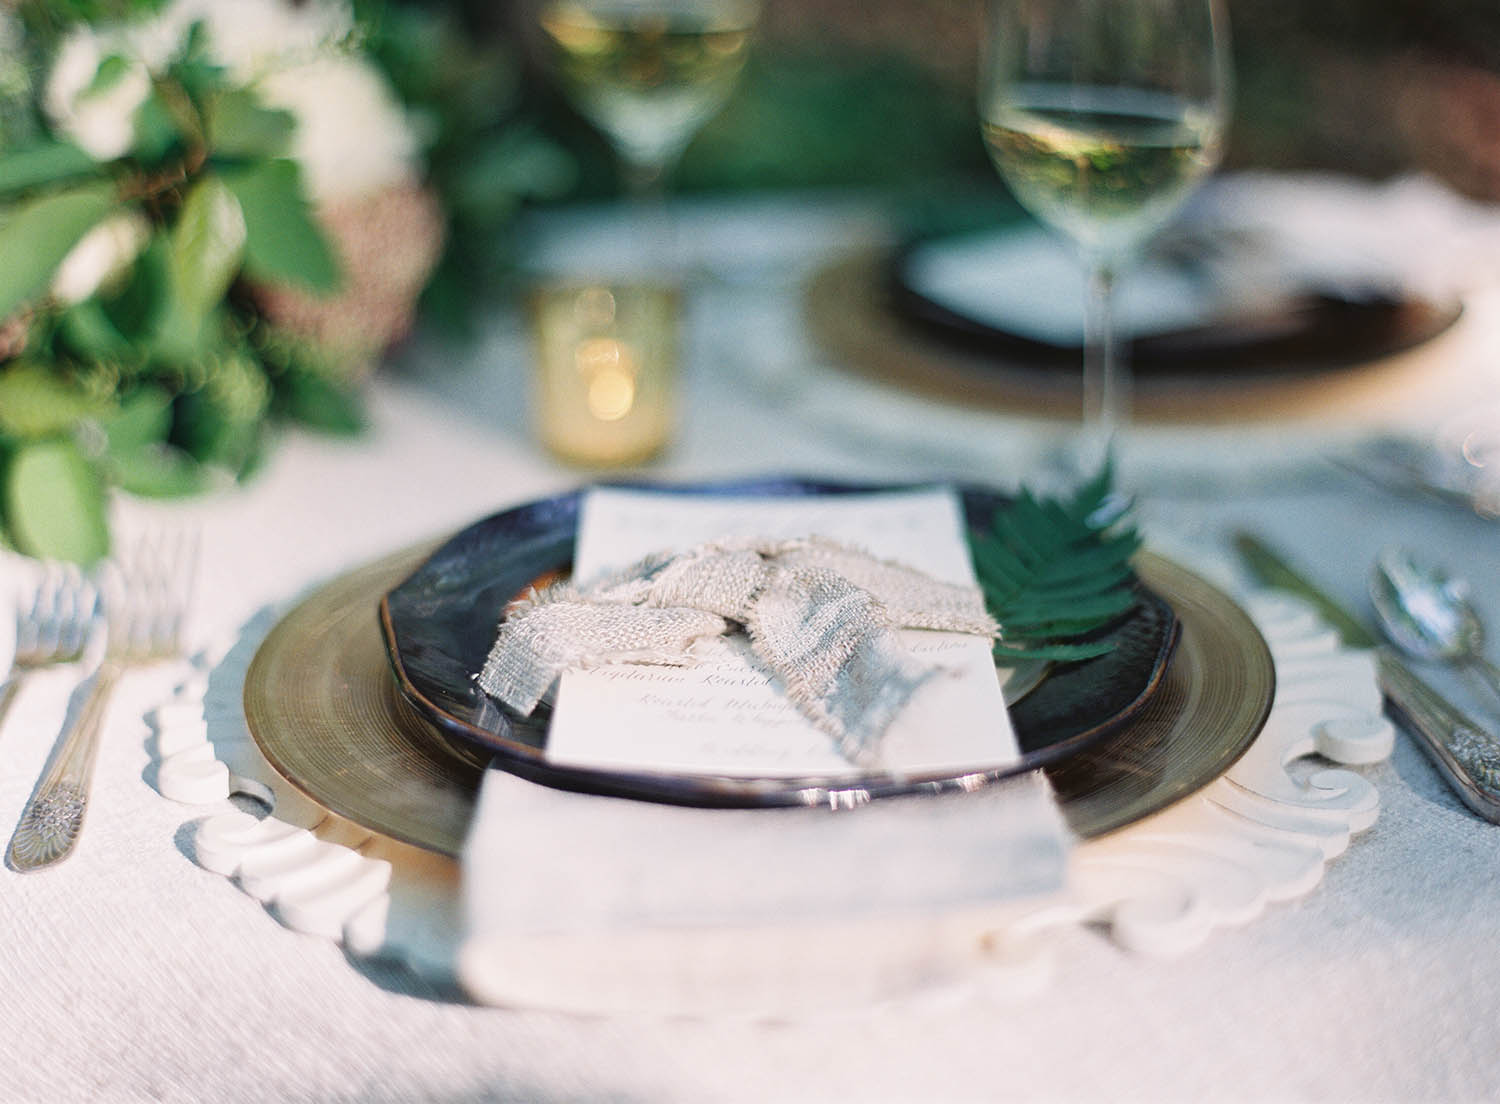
[44,28,151,162]
[169,0,416,202]
[51,212,152,304]
[44,0,418,200]
[157,0,354,83]
[256,54,420,203]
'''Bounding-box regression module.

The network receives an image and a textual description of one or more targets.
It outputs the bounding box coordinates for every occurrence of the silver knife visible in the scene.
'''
[1234,532,1500,823]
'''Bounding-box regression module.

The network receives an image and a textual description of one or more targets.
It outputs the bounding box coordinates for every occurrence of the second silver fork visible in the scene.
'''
[0,561,99,735]
[7,530,197,872]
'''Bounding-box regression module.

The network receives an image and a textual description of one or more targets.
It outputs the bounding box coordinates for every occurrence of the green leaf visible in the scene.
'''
[968,465,1141,662]
[0,362,110,438]
[167,19,227,106]
[271,369,366,435]
[997,589,1137,624]
[169,351,270,472]
[205,89,294,159]
[0,141,99,196]
[0,182,119,319]
[169,174,245,321]
[220,159,340,293]
[148,298,217,364]
[3,437,109,564]
[995,639,1117,663]
[130,89,182,165]
[150,187,245,362]
[57,299,133,361]
[106,441,212,498]
[1071,459,1119,518]
[102,235,171,344]
[86,54,132,96]
[453,128,576,225]
[254,324,368,435]
[104,386,174,454]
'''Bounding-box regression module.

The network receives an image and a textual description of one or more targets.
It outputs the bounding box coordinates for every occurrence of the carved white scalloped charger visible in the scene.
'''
[151,552,1394,1013]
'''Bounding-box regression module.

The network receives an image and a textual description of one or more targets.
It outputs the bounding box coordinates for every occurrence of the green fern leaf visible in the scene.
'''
[993,639,1117,662]
[968,465,1140,663]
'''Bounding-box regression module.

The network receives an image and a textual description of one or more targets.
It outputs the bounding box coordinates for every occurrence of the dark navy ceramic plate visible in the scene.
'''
[890,234,1463,376]
[378,478,1178,808]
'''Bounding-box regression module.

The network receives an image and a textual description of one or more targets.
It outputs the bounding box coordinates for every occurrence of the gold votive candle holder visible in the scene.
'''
[530,281,680,467]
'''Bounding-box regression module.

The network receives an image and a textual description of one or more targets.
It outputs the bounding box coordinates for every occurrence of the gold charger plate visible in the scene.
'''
[805,250,1464,425]
[244,548,1274,856]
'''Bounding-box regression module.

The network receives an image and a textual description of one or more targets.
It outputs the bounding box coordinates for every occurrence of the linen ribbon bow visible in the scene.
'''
[478,536,999,765]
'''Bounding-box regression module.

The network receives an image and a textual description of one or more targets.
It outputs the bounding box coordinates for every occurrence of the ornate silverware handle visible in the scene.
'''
[1379,649,1500,823]
[6,663,122,871]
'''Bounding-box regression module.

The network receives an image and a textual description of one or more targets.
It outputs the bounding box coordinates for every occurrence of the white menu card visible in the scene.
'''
[543,487,1019,777]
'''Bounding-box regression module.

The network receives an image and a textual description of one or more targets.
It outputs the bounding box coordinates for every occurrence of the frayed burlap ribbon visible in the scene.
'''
[478,537,998,765]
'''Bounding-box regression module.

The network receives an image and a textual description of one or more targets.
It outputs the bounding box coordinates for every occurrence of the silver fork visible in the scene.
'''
[7,529,197,872]
[0,561,99,736]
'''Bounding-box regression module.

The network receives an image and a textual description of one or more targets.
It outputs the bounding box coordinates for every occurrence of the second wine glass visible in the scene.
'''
[979,0,1232,476]
[537,0,761,198]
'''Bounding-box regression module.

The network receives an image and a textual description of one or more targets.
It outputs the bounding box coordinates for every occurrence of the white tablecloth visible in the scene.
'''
[4,189,1500,1102]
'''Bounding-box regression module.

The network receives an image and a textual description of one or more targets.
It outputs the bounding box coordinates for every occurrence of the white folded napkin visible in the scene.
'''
[457,767,1071,1016]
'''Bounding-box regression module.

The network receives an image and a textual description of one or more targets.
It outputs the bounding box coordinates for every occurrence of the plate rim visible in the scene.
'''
[377,478,1178,809]
[888,229,1465,375]
[242,540,1273,856]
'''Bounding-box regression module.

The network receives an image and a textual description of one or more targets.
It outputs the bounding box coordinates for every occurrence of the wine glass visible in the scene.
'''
[535,0,761,199]
[526,0,759,466]
[979,0,1232,477]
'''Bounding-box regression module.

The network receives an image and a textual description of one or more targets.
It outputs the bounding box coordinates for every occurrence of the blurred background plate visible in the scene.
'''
[890,224,1463,376]
[806,248,1467,425]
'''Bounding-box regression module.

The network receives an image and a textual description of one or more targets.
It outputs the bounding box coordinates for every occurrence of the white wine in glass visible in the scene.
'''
[538,0,760,194]
[980,0,1232,476]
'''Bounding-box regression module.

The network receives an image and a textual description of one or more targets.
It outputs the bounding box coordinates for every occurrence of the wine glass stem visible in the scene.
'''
[622,154,670,203]
[622,151,682,276]
[1081,258,1123,474]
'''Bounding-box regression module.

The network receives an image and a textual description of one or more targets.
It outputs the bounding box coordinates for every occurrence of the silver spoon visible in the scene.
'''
[1369,547,1500,709]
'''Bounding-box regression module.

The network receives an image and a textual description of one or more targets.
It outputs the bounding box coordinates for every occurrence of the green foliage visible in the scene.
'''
[17,1,169,43]
[103,385,172,451]
[3,437,110,564]
[254,325,368,435]
[204,91,295,160]
[168,175,246,321]
[0,141,99,197]
[221,160,340,292]
[268,367,368,435]
[970,466,1142,663]
[0,183,120,320]
[360,1,575,329]
[0,7,370,563]
[0,362,110,437]
[680,50,989,194]
[100,387,213,497]
[169,350,270,472]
